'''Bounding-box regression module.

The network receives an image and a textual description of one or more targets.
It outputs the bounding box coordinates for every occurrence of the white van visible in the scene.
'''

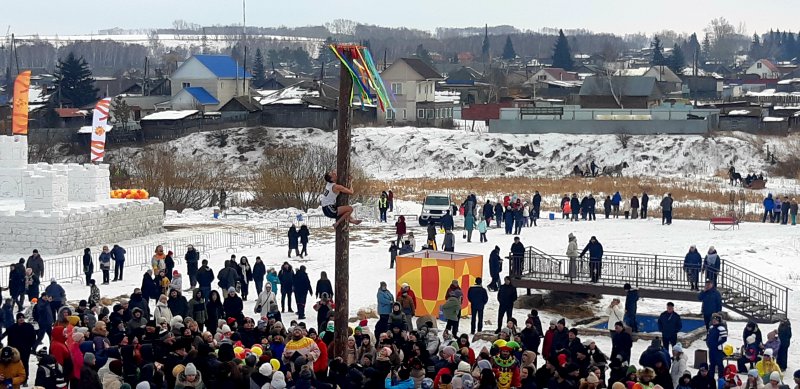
[419,193,451,226]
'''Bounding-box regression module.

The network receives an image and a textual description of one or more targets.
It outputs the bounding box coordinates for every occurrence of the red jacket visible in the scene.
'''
[503,196,511,208]
[50,326,71,370]
[395,217,407,236]
[397,288,417,304]
[313,338,328,373]
[542,328,556,360]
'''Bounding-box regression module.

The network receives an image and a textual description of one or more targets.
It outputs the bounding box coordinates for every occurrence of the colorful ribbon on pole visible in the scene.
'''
[330,45,393,112]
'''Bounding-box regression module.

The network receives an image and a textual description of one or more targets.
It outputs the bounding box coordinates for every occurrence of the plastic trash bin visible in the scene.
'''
[549,213,555,220]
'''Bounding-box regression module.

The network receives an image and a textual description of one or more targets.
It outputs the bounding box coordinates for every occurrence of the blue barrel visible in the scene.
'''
[549,212,555,220]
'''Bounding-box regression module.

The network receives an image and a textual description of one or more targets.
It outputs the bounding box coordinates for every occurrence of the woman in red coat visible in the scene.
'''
[542,319,557,361]
[395,216,407,246]
[310,328,328,381]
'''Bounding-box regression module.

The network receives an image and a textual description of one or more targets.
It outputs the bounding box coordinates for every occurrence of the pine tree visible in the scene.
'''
[668,44,686,74]
[502,36,516,60]
[701,34,712,62]
[481,24,490,61]
[111,95,131,131]
[651,36,667,66]
[54,52,98,107]
[749,33,763,60]
[552,29,574,70]
[415,44,433,65]
[252,48,267,88]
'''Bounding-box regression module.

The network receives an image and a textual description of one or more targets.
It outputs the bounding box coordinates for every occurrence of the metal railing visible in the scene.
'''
[519,247,789,322]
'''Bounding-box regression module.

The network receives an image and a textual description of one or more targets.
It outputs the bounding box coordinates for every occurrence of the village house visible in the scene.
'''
[170,55,251,111]
[379,57,452,126]
[579,76,663,109]
[746,59,781,80]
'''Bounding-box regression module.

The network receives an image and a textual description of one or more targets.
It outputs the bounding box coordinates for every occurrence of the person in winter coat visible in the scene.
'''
[237,256,253,300]
[624,283,639,332]
[478,218,489,242]
[697,280,722,328]
[658,302,683,349]
[443,230,456,252]
[566,233,579,278]
[497,277,517,331]
[611,321,633,363]
[315,271,333,299]
[605,299,625,336]
[266,267,280,293]
[6,313,35,381]
[35,352,67,389]
[0,346,26,389]
[781,196,791,224]
[255,283,279,318]
[441,210,455,232]
[293,266,313,320]
[622,198,631,219]
[495,202,504,228]
[378,192,389,222]
[24,268,39,302]
[442,296,461,336]
[395,216,407,247]
[44,278,65,317]
[83,248,94,286]
[641,192,650,219]
[661,193,674,225]
[216,260,239,293]
[175,362,203,389]
[484,200,495,225]
[87,279,100,306]
[504,207,515,234]
[776,319,791,370]
[604,196,612,218]
[706,314,728,379]
[630,196,640,219]
[170,270,183,292]
[468,277,488,334]
[790,199,799,225]
[223,287,244,326]
[702,247,721,285]
[278,262,294,312]
[288,225,301,258]
[465,213,476,242]
[580,236,604,283]
[489,246,503,291]
[299,225,311,257]
[26,250,44,279]
[570,194,580,221]
[774,197,783,225]
[188,289,207,331]
[168,288,189,318]
[376,282,394,335]
[427,222,438,250]
[154,294,173,326]
[205,290,223,332]
[98,246,111,285]
[762,194,775,223]
[34,295,54,345]
[669,345,688,388]
[183,245,199,289]
[151,245,166,274]
[196,260,214,299]
[684,246,702,290]
[79,353,102,389]
[612,192,622,218]
[252,256,266,295]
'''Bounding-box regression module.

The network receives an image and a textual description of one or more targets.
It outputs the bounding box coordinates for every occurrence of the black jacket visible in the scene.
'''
[497,283,517,307]
[111,246,126,263]
[467,285,489,309]
[141,274,159,300]
[185,249,200,275]
[278,266,295,288]
[288,228,300,249]
[611,331,633,362]
[252,262,266,282]
[316,279,333,298]
[641,193,649,207]
[293,269,313,298]
[197,266,215,288]
[82,253,94,274]
[657,311,683,337]
[489,249,503,275]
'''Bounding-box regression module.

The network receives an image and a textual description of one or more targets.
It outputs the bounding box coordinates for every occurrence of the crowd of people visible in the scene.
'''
[761,194,799,225]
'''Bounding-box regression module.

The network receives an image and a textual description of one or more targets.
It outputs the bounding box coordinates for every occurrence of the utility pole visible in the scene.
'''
[242,0,248,95]
[333,48,353,360]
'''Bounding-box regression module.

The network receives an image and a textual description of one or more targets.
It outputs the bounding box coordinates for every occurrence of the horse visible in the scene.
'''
[729,171,742,186]
[602,162,629,177]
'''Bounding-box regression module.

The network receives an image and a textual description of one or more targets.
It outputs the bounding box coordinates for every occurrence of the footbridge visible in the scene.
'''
[510,247,789,323]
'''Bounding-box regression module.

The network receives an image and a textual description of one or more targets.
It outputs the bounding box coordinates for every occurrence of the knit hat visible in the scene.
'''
[457,361,471,373]
[550,318,558,326]
[136,383,150,389]
[749,369,760,378]
[769,372,781,382]
[221,325,231,333]
[626,365,638,375]
[184,363,197,376]
[72,332,84,342]
[672,344,683,353]
[359,319,368,327]
[271,371,287,389]
[442,345,457,359]
[764,348,774,357]
[228,287,236,293]
[587,372,600,384]
[793,369,800,379]
[259,362,273,376]
[84,352,96,365]
[173,270,179,276]
[477,359,492,371]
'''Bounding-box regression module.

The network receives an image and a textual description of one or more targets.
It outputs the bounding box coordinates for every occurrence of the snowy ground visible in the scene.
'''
[18,199,795,384]
[100,127,792,180]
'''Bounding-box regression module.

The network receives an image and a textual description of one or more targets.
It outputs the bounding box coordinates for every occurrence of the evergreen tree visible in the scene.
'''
[701,34,712,62]
[651,36,667,66]
[481,24,490,61]
[292,47,313,73]
[111,95,131,131]
[502,36,516,60]
[54,52,98,107]
[252,48,267,88]
[668,44,686,74]
[415,44,433,65]
[552,29,574,70]
[749,33,764,60]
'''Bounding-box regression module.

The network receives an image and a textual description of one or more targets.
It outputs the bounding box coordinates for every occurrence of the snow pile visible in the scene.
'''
[107,127,777,180]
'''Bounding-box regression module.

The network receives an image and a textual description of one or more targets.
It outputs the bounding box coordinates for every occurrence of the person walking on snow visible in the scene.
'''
[580,236,604,283]
[489,246,502,291]
[763,194,775,223]
[395,216,407,247]
[702,246,721,286]
[319,169,362,227]
[612,192,622,218]
[299,225,310,257]
[661,193,674,225]
[566,233,579,279]
[288,225,301,258]
[494,201,504,228]
[641,192,650,219]
[483,200,494,226]
[478,217,488,243]
[468,277,488,334]
[378,191,389,223]
[465,213,476,242]
[684,245,702,290]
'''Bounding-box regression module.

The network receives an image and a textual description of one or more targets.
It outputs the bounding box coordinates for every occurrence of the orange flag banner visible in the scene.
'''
[12,70,31,135]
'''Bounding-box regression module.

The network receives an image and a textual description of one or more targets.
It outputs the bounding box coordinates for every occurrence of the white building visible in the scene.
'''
[746,59,781,79]
[379,58,451,126]
[170,55,252,111]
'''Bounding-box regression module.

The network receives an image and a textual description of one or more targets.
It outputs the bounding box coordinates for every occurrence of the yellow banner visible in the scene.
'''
[12,70,31,135]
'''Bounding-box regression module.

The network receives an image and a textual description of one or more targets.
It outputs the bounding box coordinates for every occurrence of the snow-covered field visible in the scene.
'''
[34,199,799,383]
[105,127,789,180]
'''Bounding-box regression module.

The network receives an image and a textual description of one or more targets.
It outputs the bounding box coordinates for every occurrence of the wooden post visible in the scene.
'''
[333,52,354,360]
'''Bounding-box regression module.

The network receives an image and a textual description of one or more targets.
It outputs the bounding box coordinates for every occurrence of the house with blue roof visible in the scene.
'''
[170,54,252,110]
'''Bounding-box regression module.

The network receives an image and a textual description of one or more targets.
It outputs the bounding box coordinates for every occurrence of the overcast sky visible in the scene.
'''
[1,0,796,37]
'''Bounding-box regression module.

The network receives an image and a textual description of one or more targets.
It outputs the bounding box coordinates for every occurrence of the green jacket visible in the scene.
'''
[441,297,461,321]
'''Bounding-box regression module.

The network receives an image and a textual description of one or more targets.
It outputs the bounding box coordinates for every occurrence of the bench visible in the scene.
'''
[710,217,739,230]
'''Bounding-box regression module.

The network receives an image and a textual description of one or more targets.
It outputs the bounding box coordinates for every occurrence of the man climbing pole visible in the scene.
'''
[319,170,361,228]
